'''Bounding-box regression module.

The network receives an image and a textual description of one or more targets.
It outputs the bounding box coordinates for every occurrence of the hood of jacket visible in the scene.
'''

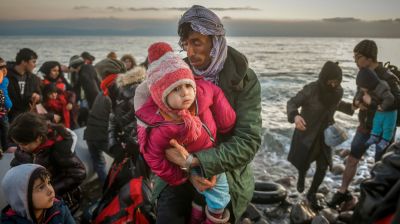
[116,66,146,88]
[1,164,45,222]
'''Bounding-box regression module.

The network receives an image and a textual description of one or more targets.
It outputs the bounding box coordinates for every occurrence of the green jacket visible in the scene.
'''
[152,46,262,222]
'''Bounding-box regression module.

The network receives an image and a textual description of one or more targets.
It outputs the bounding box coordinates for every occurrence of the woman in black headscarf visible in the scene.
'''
[287,61,353,210]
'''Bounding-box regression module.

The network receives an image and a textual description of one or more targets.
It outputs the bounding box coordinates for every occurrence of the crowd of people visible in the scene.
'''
[0,4,399,224]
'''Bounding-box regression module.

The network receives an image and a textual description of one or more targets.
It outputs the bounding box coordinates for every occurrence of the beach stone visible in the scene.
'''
[318,185,330,195]
[241,203,262,222]
[241,218,252,224]
[315,193,325,200]
[331,164,345,175]
[311,215,329,224]
[254,218,270,224]
[338,211,353,223]
[290,202,316,224]
[339,149,350,158]
[276,176,295,188]
[340,196,358,211]
[320,208,339,223]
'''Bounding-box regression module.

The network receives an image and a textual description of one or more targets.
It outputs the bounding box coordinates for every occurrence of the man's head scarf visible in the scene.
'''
[178,5,228,84]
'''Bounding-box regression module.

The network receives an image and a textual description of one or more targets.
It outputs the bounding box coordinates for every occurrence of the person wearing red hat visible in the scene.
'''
[136,42,236,224]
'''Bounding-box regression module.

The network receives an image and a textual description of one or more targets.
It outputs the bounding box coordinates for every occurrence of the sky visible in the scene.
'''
[1,0,400,21]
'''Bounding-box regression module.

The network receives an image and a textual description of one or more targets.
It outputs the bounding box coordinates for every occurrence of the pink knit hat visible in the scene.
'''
[146,42,196,113]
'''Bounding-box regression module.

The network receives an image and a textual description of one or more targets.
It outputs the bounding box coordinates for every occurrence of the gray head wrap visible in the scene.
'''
[178,5,228,84]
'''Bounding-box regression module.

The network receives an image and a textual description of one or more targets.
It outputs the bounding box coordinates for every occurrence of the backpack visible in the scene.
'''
[92,149,155,224]
[383,62,400,126]
[93,176,155,224]
[384,62,400,80]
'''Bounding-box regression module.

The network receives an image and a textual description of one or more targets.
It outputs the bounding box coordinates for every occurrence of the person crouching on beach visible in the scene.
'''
[287,61,353,211]
[136,42,236,224]
[1,164,76,224]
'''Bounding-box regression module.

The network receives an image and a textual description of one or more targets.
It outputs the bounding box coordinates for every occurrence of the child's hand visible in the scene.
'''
[378,105,383,111]
[66,103,73,111]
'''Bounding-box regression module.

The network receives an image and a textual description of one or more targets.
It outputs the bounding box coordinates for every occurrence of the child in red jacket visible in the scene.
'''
[43,84,72,128]
[136,42,236,224]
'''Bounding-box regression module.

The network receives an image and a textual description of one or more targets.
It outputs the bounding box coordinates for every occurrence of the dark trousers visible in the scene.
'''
[156,182,205,224]
[0,117,9,150]
[87,140,109,184]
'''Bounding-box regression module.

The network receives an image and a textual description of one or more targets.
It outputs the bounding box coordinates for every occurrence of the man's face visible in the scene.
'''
[23,59,37,73]
[354,53,373,69]
[181,31,213,70]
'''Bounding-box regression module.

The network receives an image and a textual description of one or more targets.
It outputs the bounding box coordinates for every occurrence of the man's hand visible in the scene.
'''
[31,93,40,104]
[165,139,189,168]
[189,175,217,192]
[294,115,306,131]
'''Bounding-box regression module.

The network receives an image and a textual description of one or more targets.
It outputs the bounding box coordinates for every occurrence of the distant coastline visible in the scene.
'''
[1,18,400,37]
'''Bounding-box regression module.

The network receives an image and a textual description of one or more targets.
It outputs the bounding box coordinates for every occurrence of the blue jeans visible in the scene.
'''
[87,140,108,184]
[371,110,397,141]
[191,168,230,212]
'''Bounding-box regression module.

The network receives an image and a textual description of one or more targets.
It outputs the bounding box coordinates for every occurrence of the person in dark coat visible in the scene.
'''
[84,58,126,184]
[108,65,145,160]
[68,55,100,109]
[287,61,353,210]
[8,112,86,199]
[352,142,400,224]
[6,48,42,122]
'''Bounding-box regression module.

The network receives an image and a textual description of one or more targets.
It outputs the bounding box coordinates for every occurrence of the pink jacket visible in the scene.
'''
[136,79,236,186]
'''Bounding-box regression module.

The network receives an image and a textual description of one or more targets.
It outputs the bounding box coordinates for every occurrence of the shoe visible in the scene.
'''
[306,193,323,211]
[189,202,205,224]
[297,175,305,193]
[365,135,380,147]
[203,207,230,224]
[328,191,352,209]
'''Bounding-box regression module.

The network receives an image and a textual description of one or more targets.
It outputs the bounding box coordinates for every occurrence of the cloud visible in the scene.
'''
[322,17,361,22]
[107,6,124,12]
[80,6,261,12]
[73,6,90,10]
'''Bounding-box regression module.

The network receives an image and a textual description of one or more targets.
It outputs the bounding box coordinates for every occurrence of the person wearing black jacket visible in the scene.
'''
[8,112,86,198]
[352,142,400,224]
[287,61,353,210]
[69,55,100,109]
[329,39,400,209]
[108,65,145,159]
[84,58,126,184]
[6,48,42,122]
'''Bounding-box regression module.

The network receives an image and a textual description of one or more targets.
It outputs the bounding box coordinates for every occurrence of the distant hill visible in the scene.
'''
[1,18,399,37]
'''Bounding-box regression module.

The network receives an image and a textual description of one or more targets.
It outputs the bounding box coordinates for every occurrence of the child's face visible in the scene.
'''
[32,177,55,210]
[167,84,195,110]
[49,66,60,80]
[14,136,42,153]
[0,62,7,83]
[48,92,58,100]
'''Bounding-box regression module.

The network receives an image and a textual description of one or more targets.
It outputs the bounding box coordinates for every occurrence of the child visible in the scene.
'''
[0,57,12,154]
[355,68,397,161]
[1,164,75,223]
[43,84,72,128]
[136,42,236,224]
[8,112,86,200]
